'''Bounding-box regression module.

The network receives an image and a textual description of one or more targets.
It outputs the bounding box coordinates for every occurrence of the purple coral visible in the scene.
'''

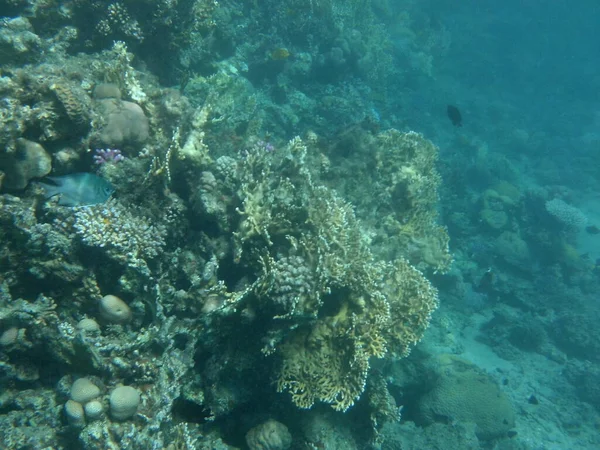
[93,148,125,165]
[256,140,275,152]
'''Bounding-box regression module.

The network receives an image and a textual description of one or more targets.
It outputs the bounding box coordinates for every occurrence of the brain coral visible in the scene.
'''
[416,354,515,441]
[94,98,149,147]
[245,419,292,450]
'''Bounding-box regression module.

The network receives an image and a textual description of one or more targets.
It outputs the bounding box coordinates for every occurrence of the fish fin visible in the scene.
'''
[36,181,62,199]
[57,195,78,206]
[44,176,66,186]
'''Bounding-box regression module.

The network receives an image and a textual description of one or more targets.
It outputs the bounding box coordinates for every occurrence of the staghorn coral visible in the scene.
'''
[96,2,144,43]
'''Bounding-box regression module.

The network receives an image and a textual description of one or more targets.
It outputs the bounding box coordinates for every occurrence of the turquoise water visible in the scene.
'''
[1,1,599,449]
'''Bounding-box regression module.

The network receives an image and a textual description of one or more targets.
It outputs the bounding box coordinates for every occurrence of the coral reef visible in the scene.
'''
[373,130,452,273]
[93,97,149,148]
[323,127,452,274]
[0,2,459,448]
[0,17,42,64]
[71,200,166,270]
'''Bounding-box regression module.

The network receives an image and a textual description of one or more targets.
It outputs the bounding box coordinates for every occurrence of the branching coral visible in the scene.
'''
[274,257,438,412]
[374,130,452,273]
[227,136,440,412]
[72,200,166,268]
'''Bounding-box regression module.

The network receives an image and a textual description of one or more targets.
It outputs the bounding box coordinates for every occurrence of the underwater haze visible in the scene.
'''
[1,1,600,449]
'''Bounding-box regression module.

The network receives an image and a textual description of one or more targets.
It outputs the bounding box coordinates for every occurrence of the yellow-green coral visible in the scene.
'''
[274,257,438,411]
[374,130,452,273]
[178,105,212,167]
[276,319,372,412]
[366,371,401,445]
[381,258,439,358]
[228,135,441,412]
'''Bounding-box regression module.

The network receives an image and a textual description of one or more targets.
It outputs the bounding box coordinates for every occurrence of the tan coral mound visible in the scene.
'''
[417,355,515,441]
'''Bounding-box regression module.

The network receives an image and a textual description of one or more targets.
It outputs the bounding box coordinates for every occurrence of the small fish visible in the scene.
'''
[586,225,600,235]
[447,105,462,127]
[38,172,114,206]
[271,47,290,60]
[475,268,494,294]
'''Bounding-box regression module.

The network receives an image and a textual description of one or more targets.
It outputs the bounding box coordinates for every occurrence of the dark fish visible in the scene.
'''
[38,172,114,206]
[447,105,462,127]
[475,268,494,294]
[586,225,600,235]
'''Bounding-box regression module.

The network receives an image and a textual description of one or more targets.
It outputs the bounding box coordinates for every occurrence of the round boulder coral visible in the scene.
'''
[93,83,121,100]
[416,355,515,441]
[84,399,104,421]
[109,385,140,421]
[0,138,51,190]
[64,399,86,427]
[70,377,101,404]
[94,98,149,147]
[245,419,292,450]
[99,295,132,324]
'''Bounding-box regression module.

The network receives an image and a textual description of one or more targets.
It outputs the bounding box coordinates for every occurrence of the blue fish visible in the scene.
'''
[39,173,114,206]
